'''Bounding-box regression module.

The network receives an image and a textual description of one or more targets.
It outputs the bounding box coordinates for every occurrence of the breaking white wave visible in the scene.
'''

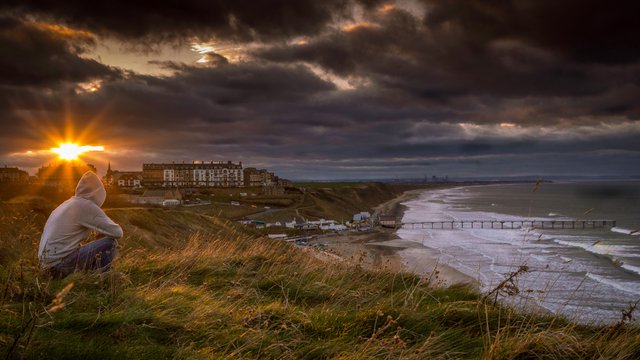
[397,183,640,323]
[553,239,640,258]
[586,272,640,295]
[621,264,640,276]
[611,227,640,236]
[548,212,568,218]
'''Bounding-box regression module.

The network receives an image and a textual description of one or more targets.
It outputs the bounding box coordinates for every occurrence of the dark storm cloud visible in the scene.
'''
[423,0,640,65]
[1,0,382,42]
[0,16,119,86]
[257,3,640,126]
[262,8,632,95]
[376,134,640,159]
[3,57,640,178]
[68,63,337,134]
[0,62,339,154]
[1,1,640,179]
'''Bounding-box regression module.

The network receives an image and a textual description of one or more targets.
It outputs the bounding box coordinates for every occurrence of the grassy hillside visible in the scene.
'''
[296,183,404,220]
[250,183,426,223]
[157,182,420,223]
[1,201,640,359]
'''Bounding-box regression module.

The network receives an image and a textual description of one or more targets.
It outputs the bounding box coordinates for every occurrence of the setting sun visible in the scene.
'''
[50,143,104,161]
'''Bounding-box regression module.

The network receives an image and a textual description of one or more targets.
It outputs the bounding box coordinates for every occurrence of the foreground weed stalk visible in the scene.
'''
[482,265,529,306]
[4,282,73,360]
[607,299,640,339]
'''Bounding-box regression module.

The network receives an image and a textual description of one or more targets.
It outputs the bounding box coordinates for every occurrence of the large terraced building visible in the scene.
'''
[142,161,244,188]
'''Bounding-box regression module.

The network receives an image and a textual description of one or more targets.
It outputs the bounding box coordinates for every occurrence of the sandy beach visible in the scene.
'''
[310,187,480,289]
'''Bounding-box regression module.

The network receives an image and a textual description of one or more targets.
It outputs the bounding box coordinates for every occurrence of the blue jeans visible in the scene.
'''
[50,237,118,278]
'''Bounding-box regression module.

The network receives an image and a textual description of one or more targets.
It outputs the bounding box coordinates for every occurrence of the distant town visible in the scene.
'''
[0,160,292,203]
[0,160,535,243]
[0,161,403,236]
[2,161,289,188]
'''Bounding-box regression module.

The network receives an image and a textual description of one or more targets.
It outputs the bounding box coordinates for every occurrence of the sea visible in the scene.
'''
[396,180,640,324]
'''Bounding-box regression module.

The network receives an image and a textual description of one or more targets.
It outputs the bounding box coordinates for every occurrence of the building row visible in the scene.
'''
[0,166,29,184]
[142,161,245,188]
[243,167,291,188]
[1,163,98,188]
[2,160,290,190]
[138,161,291,189]
[103,162,143,188]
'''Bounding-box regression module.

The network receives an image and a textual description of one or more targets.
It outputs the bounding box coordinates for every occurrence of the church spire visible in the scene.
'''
[104,161,114,186]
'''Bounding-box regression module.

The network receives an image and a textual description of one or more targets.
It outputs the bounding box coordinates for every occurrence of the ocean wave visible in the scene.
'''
[586,272,640,295]
[403,183,640,323]
[621,264,640,276]
[530,254,550,262]
[611,227,640,236]
[553,239,640,258]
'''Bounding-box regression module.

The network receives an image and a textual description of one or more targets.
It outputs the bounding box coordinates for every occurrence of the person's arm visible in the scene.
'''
[92,211,123,239]
[80,204,123,239]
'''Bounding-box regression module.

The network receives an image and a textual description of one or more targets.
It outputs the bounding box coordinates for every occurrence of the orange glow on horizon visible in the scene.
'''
[50,143,105,161]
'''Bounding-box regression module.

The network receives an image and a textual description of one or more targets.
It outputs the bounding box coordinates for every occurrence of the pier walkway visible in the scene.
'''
[399,219,616,230]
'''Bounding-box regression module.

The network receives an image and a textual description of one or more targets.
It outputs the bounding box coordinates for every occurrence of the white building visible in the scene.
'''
[143,161,244,188]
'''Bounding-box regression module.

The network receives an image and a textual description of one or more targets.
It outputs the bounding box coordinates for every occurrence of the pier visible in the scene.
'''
[398,219,616,230]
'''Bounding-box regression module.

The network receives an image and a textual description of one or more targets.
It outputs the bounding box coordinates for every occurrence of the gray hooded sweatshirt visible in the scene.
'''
[38,171,123,268]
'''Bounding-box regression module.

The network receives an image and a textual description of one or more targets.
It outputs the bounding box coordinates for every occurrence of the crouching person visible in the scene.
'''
[38,171,123,278]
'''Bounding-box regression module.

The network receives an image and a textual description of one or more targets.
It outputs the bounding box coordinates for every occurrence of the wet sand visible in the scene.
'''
[310,188,480,289]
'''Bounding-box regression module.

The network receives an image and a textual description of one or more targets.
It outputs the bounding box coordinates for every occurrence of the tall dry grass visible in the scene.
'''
[1,201,639,359]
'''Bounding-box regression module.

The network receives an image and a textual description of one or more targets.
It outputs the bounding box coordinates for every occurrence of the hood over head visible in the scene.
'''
[75,171,106,207]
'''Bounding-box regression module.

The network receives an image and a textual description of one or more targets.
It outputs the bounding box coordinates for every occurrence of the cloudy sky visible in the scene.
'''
[1,0,639,180]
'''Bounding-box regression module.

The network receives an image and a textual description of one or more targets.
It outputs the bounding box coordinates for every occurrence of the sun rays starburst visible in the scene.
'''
[50,143,104,161]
